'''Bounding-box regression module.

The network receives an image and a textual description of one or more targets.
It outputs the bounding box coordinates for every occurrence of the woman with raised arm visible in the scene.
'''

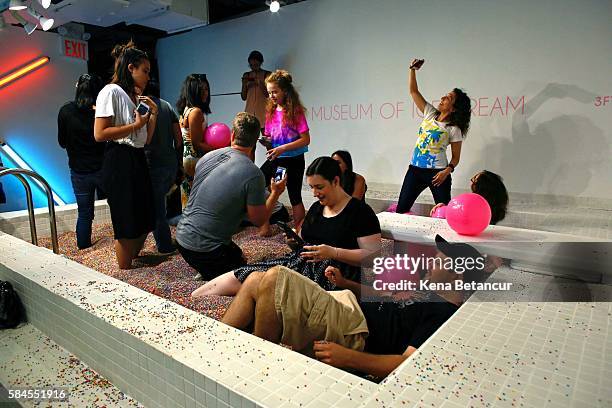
[396,59,472,214]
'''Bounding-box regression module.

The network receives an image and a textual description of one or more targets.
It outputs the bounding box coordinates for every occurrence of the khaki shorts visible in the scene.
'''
[274,266,368,357]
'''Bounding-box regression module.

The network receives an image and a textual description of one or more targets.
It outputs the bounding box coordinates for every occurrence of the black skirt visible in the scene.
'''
[102,143,155,240]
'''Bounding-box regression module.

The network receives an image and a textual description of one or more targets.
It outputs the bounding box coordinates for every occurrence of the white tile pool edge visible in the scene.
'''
[0,232,381,408]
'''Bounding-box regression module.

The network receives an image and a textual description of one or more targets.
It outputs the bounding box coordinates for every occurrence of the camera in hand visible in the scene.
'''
[277,221,305,249]
[136,102,150,116]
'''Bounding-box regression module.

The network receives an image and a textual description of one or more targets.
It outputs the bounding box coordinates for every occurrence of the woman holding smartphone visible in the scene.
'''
[396,59,472,213]
[192,157,381,297]
[94,42,157,269]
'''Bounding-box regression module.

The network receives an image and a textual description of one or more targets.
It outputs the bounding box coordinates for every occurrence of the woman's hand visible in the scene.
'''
[432,168,451,187]
[324,266,348,288]
[301,244,336,262]
[313,341,352,368]
[266,145,285,161]
[430,203,445,217]
[137,96,159,115]
[133,111,150,130]
[409,58,425,70]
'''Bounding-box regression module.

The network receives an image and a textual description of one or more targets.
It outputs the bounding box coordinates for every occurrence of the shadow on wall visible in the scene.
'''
[464,83,607,205]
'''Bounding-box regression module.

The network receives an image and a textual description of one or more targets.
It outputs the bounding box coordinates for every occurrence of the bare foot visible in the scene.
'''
[258,223,273,237]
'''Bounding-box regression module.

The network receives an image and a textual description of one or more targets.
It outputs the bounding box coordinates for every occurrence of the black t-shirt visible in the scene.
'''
[57,101,105,173]
[301,198,380,280]
[360,295,459,355]
[301,198,380,248]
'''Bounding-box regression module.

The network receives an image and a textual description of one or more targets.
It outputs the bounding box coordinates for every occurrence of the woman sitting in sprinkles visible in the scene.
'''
[191,156,381,297]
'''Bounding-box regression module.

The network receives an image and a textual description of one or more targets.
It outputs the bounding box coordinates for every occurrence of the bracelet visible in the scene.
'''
[447,163,455,172]
[334,247,339,260]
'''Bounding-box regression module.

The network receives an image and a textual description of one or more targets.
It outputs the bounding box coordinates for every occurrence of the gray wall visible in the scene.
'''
[157,0,612,201]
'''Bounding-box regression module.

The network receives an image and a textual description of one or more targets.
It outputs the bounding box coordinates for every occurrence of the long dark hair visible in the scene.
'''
[472,170,509,224]
[306,156,341,184]
[446,88,471,136]
[265,69,306,127]
[110,41,149,97]
[75,73,103,111]
[176,74,211,115]
[331,150,356,196]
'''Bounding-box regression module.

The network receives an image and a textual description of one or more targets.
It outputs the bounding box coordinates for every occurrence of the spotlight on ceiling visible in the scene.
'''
[37,0,51,9]
[10,10,38,35]
[266,0,281,13]
[28,8,54,31]
[9,0,28,11]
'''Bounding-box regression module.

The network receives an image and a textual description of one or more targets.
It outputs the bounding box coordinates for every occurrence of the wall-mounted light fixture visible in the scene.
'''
[0,142,66,206]
[8,0,27,11]
[0,56,50,88]
[36,0,51,9]
[27,7,53,30]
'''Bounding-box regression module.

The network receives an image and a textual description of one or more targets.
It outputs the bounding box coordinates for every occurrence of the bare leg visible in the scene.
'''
[222,272,264,330]
[253,267,282,343]
[292,203,306,228]
[115,234,148,269]
[192,272,242,297]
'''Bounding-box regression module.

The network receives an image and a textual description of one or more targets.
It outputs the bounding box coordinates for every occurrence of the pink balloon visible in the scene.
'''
[445,193,491,236]
[386,203,414,215]
[431,205,447,219]
[204,123,231,149]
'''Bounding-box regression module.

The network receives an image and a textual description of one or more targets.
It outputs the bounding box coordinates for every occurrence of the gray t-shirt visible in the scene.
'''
[176,147,266,252]
[144,97,179,168]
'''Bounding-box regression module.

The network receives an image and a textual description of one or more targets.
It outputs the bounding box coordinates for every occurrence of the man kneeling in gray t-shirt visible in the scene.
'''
[176,112,287,280]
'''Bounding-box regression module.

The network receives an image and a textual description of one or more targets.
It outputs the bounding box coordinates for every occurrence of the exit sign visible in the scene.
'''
[60,37,89,61]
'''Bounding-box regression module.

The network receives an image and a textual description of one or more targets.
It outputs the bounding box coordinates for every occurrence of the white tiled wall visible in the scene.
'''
[0,200,111,242]
[0,232,376,408]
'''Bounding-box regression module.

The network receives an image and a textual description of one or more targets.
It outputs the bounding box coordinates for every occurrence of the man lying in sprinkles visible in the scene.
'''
[222,235,485,379]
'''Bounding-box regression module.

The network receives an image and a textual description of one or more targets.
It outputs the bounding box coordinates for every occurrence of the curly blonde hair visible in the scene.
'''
[265,69,306,127]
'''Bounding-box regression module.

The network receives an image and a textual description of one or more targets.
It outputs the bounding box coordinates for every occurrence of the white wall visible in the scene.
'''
[157,0,612,201]
[0,25,87,211]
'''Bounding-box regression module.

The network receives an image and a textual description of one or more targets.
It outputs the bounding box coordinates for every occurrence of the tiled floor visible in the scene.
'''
[0,324,141,408]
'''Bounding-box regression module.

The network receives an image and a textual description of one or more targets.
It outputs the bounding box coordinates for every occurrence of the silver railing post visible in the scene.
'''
[0,167,59,253]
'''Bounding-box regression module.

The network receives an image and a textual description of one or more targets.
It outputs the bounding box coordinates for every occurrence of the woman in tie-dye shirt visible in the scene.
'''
[396,59,472,213]
[260,70,311,227]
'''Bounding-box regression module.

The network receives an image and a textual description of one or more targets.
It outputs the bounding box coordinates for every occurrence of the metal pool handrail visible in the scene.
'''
[0,167,59,254]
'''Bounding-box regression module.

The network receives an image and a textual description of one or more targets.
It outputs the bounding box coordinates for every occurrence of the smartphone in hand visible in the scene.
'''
[410,59,425,70]
[274,166,287,182]
[136,102,150,116]
[277,221,305,249]
[258,136,273,150]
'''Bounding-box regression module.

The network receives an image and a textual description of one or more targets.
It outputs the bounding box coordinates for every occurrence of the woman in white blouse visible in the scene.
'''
[94,42,158,269]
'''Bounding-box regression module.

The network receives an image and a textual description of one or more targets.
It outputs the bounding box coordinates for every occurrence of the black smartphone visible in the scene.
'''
[277,221,305,248]
[136,102,150,116]
[410,59,425,69]
[258,136,272,149]
[274,166,287,182]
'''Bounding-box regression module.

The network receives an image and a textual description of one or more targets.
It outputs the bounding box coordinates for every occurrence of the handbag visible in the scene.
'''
[0,281,25,329]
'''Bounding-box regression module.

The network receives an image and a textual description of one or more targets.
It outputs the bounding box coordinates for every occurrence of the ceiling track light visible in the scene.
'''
[265,0,283,13]
[27,7,54,31]
[10,10,37,35]
[37,0,51,9]
[8,0,27,11]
